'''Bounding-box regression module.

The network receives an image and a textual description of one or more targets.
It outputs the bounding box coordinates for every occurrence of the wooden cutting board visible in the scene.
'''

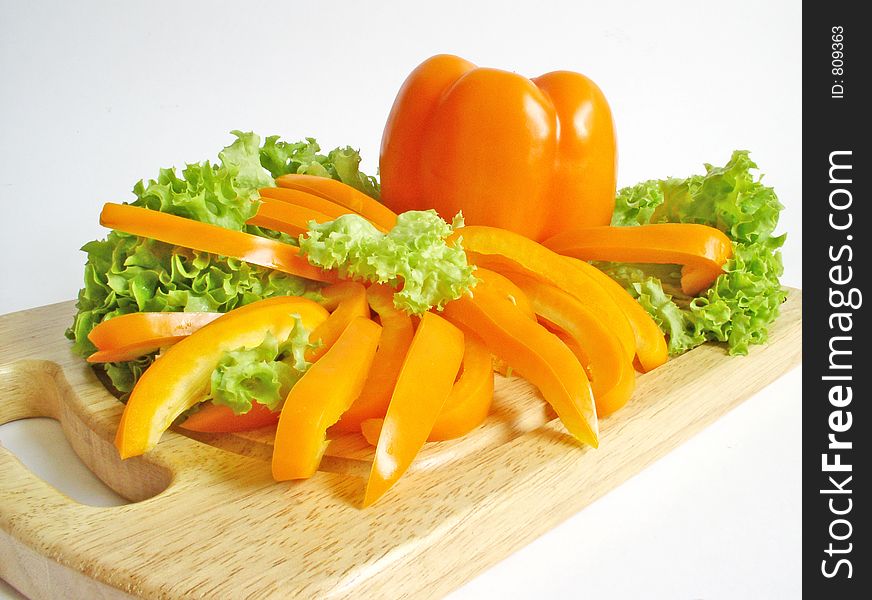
[1,291,802,599]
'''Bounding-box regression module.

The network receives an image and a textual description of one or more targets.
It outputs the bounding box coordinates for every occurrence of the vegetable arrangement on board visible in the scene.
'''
[67,54,786,506]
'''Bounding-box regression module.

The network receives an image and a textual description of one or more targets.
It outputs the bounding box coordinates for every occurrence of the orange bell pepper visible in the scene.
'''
[562,256,668,372]
[246,197,334,238]
[364,312,465,506]
[380,54,616,241]
[330,284,415,433]
[115,296,329,459]
[177,400,279,433]
[275,174,398,232]
[543,223,733,296]
[100,203,337,283]
[505,272,635,416]
[306,282,370,362]
[441,275,598,448]
[272,316,382,480]
[456,225,635,362]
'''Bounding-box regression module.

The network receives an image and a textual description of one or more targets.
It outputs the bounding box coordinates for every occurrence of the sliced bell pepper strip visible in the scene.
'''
[364,312,465,506]
[114,296,329,459]
[86,311,224,363]
[475,268,535,321]
[275,174,398,231]
[428,331,493,440]
[259,187,355,220]
[330,284,415,433]
[177,400,279,433]
[542,223,733,296]
[306,282,370,362]
[88,311,223,350]
[100,203,337,283]
[358,330,494,443]
[359,418,383,447]
[88,338,182,364]
[563,256,668,372]
[246,198,334,238]
[506,272,635,416]
[542,328,636,417]
[441,275,599,448]
[272,316,382,480]
[455,225,635,362]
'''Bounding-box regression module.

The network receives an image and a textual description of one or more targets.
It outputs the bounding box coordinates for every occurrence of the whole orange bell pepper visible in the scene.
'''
[543,223,733,296]
[380,54,617,241]
[114,296,329,459]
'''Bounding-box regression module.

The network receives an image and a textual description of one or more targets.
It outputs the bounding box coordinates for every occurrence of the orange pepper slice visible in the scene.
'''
[87,339,184,364]
[330,284,415,433]
[428,331,494,440]
[475,268,535,321]
[100,203,337,283]
[86,311,224,363]
[542,223,733,296]
[364,312,465,506]
[87,311,223,350]
[259,187,354,220]
[306,282,370,362]
[275,174,398,231]
[359,331,494,444]
[441,274,598,448]
[178,401,279,433]
[246,197,334,237]
[272,316,382,480]
[506,272,635,416]
[563,256,668,372]
[115,296,329,459]
[456,225,635,362]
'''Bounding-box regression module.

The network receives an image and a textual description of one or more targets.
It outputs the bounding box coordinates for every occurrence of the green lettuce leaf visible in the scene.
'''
[67,131,378,397]
[603,150,786,356]
[299,210,477,314]
[209,321,314,414]
[259,136,380,199]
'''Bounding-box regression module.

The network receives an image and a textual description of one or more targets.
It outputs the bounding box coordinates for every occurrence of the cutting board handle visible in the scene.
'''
[0,359,173,503]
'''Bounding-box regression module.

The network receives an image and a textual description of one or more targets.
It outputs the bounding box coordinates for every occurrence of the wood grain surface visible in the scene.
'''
[1,291,801,599]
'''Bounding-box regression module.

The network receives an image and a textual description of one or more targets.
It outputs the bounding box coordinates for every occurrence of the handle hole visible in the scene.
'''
[0,418,128,507]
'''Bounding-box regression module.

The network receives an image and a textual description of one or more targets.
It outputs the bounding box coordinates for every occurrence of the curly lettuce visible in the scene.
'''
[209,322,314,414]
[67,131,377,396]
[259,136,380,199]
[299,210,477,314]
[602,150,786,356]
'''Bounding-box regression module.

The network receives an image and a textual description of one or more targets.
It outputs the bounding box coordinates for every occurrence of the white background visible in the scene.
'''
[1,1,801,598]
